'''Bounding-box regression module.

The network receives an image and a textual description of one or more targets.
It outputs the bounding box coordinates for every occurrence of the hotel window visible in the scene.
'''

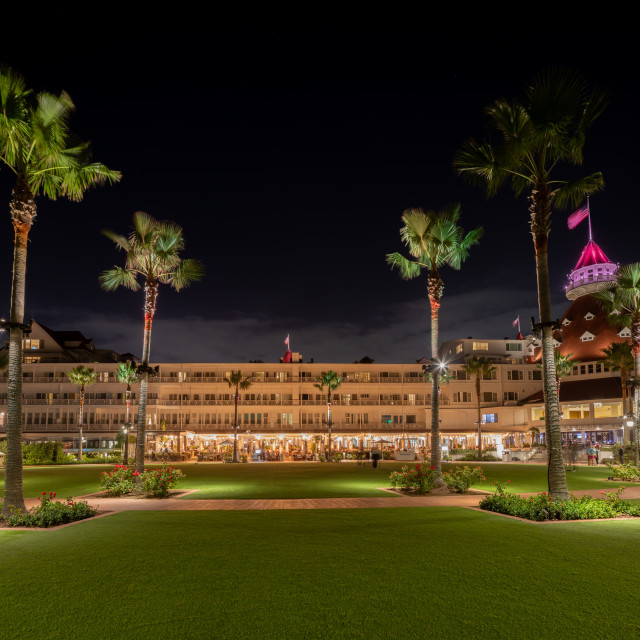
[503,392,519,402]
[482,413,498,423]
[584,312,595,320]
[588,364,594,374]
[506,342,522,352]
[453,392,472,402]
[482,370,497,380]
[455,370,468,380]
[473,342,489,351]
[24,356,41,364]
[580,365,586,375]
[528,370,542,380]
[406,394,417,406]
[593,402,623,419]
[23,339,42,350]
[455,343,463,354]
[507,370,523,381]
[341,394,351,406]
[562,403,590,420]
[580,332,595,342]
[406,415,416,424]
[572,365,579,375]
[596,363,603,373]
[483,392,498,402]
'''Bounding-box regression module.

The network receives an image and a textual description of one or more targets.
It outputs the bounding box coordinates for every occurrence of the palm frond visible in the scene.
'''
[99,266,140,291]
[170,258,205,291]
[552,173,604,209]
[386,252,423,280]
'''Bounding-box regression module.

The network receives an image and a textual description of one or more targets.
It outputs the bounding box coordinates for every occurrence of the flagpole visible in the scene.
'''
[517,317,521,334]
[587,196,592,242]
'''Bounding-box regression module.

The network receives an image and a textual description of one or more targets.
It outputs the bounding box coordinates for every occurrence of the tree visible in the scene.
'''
[100,212,204,474]
[314,371,344,462]
[595,264,640,464]
[0,67,121,516]
[602,342,633,416]
[387,205,482,480]
[115,361,139,466]
[538,350,574,403]
[454,68,607,499]
[65,366,97,462]
[223,371,252,462]
[462,356,496,460]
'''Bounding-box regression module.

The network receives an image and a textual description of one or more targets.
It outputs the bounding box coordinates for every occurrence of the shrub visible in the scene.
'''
[459,453,501,462]
[4,492,97,528]
[389,464,438,494]
[479,485,640,521]
[605,462,640,480]
[442,465,486,493]
[22,442,65,465]
[99,464,138,496]
[140,465,186,497]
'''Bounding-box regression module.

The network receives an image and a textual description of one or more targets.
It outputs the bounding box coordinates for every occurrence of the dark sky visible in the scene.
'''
[1,22,638,363]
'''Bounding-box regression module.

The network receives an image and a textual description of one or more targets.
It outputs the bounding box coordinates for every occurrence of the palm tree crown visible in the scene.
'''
[66,365,98,389]
[115,361,139,389]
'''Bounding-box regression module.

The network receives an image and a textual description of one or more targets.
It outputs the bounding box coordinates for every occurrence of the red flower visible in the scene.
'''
[542,492,547,495]
[507,480,511,484]
[430,465,435,470]
[600,491,604,495]
[42,491,46,495]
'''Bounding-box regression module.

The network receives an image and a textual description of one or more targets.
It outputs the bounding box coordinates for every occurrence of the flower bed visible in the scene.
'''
[442,466,486,493]
[389,464,437,494]
[99,464,186,497]
[479,483,640,521]
[605,462,640,481]
[1,492,97,528]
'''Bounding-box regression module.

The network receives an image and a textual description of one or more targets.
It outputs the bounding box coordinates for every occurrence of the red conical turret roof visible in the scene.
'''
[573,240,613,270]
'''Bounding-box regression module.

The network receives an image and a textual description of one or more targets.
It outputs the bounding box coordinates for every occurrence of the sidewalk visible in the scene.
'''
[23,486,640,513]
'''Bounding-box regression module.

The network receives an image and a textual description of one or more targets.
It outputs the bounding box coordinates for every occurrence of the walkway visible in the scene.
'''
[25,486,640,513]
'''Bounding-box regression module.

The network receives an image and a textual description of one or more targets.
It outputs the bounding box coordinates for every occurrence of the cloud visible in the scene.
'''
[33,284,567,363]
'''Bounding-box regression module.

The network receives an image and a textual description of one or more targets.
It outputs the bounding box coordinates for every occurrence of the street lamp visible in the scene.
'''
[122,425,129,466]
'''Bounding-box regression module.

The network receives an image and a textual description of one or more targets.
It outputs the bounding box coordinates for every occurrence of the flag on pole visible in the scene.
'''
[512,316,519,328]
[567,203,590,230]
[284,334,290,348]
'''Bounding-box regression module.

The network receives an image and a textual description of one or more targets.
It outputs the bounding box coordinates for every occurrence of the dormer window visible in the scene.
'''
[584,312,595,321]
[552,339,561,348]
[618,328,632,338]
[580,331,595,342]
[562,318,572,326]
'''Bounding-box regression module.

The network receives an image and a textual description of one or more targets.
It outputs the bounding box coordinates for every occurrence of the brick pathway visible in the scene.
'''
[23,485,640,513]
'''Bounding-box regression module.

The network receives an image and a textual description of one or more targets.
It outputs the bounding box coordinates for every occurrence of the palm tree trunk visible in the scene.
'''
[476,376,482,460]
[2,177,36,517]
[531,186,569,499]
[124,384,131,466]
[633,338,640,465]
[135,285,156,474]
[78,388,85,461]
[428,273,444,482]
[233,390,239,462]
[327,391,332,462]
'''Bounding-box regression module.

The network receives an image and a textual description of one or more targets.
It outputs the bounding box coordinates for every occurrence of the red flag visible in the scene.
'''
[284,334,290,347]
[568,204,589,230]
[512,316,519,328]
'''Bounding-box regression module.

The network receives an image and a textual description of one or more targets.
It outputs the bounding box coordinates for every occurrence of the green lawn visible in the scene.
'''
[0,461,617,501]
[1,507,640,639]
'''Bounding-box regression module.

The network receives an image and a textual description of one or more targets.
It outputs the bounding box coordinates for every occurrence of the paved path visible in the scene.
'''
[23,485,640,513]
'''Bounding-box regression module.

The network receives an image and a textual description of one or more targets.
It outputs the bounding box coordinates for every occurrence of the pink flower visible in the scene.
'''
[600,490,604,495]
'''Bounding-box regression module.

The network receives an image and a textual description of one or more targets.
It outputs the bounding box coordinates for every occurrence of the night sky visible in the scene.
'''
[1,23,638,363]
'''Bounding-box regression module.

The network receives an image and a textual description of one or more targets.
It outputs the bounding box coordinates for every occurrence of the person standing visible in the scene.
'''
[619,445,625,464]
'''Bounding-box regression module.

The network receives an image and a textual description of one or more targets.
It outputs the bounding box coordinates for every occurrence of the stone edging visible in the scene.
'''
[75,489,200,500]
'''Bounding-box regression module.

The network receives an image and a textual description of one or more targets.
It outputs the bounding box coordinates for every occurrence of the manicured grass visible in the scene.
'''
[2,507,640,639]
[1,462,617,501]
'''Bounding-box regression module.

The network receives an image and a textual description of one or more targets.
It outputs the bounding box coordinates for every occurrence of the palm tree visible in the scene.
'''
[595,264,640,463]
[0,67,121,516]
[314,371,345,462]
[462,356,496,460]
[115,361,139,465]
[454,68,607,499]
[100,212,204,474]
[387,205,482,480]
[602,342,633,416]
[65,366,97,462]
[223,371,252,462]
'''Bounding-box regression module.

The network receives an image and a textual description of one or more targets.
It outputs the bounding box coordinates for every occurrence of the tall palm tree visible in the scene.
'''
[462,356,495,460]
[116,361,139,465]
[387,205,482,480]
[314,371,344,462]
[65,366,97,462]
[595,264,640,464]
[602,342,633,416]
[100,212,204,474]
[0,67,121,516]
[454,68,607,499]
[223,371,252,463]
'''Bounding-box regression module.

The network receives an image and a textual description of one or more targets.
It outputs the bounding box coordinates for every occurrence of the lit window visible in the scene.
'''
[482,413,498,423]
[455,343,463,354]
[473,342,489,351]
